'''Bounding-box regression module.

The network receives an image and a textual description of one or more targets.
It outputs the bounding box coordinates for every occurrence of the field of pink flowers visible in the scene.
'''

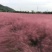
[0,12,52,52]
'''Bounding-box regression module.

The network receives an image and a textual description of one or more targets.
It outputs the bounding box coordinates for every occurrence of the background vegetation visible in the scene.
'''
[0,4,15,12]
[0,4,52,14]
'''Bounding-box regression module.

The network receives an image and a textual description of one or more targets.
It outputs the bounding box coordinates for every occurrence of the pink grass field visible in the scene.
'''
[0,12,52,52]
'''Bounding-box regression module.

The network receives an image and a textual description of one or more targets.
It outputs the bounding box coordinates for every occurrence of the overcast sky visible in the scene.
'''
[0,0,52,12]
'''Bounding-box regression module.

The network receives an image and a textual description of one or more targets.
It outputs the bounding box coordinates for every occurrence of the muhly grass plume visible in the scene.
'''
[0,12,52,52]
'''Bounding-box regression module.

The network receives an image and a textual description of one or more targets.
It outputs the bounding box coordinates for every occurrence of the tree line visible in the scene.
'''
[0,4,52,14]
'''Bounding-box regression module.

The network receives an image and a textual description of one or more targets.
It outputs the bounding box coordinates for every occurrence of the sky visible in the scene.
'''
[0,0,52,12]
